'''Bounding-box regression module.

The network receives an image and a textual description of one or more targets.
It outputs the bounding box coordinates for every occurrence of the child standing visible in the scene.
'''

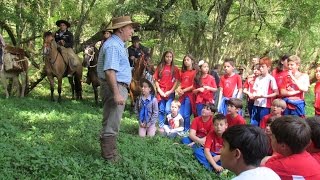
[250,57,278,126]
[220,125,280,179]
[134,78,159,137]
[153,51,180,132]
[265,116,320,179]
[306,117,320,163]
[163,100,184,137]
[176,54,196,132]
[193,113,227,172]
[218,58,243,115]
[226,98,246,127]
[314,66,320,116]
[259,99,286,129]
[279,55,309,117]
[181,104,215,147]
[243,64,261,119]
[193,60,217,116]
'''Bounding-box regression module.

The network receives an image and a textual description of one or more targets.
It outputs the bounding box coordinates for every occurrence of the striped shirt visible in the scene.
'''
[97,34,131,84]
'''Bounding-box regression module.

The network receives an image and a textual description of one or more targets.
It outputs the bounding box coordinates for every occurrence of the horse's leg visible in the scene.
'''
[48,76,55,101]
[74,67,82,100]
[20,72,27,97]
[57,78,62,103]
[93,84,98,105]
[0,73,9,98]
[12,76,20,97]
[68,76,75,99]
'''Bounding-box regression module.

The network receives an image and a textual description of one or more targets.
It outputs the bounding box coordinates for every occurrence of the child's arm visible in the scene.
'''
[204,148,223,172]
[217,88,223,110]
[292,73,310,92]
[165,80,178,97]
[236,88,243,99]
[155,80,166,97]
[189,129,206,146]
[148,98,159,127]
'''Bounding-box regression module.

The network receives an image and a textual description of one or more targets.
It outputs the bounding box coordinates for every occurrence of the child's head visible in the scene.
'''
[161,50,174,65]
[221,125,269,174]
[223,58,235,75]
[201,103,216,117]
[287,55,301,72]
[252,64,261,77]
[213,113,228,136]
[259,57,272,75]
[252,56,260,65]
[194,60,210,86]
[306,117,320,152]
[265,116,277,136]
[181,54,195,72]
[170,100,181,116]
[140,78,155,96]
[270,99,286,116]
[276,54,289,72]
[271,115,311,155]
[315,66,320,81]
[227,98,243,115]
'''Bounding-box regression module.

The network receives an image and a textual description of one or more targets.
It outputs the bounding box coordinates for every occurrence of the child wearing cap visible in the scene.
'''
[134,78,158,137]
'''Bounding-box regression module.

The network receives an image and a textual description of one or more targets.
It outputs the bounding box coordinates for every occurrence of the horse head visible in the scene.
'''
[43,31,55,55]
[83,45,96,68]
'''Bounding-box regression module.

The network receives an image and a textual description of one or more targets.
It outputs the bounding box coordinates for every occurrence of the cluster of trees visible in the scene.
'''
[1,0,320,69]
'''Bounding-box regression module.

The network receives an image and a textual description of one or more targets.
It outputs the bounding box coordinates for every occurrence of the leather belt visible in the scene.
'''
[117,82,129,89]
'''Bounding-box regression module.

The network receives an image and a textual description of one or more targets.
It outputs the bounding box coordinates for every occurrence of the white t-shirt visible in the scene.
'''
[253,74,278,107]
[232,167,280,180]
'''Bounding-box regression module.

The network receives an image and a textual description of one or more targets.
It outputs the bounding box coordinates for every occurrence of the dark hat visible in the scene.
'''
[140,78,155,95]
[107,16,140,30]
[131,36,140,42]
[56,20,71,28]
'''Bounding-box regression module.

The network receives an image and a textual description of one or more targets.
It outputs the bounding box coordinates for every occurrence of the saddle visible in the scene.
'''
[3,46,26,72]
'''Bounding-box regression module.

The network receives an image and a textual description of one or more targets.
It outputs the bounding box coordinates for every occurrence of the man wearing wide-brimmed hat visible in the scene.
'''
[54,19,80,77]
[97,16,139,161]
[127,36,149,67]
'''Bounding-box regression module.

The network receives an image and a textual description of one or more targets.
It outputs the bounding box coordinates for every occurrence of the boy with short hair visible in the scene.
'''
[259,99,286,129]
[193,113,228,172]
[306,117,320,163]
[226,98,246,127]
[265,116,320,179]
[163,100,184,137]
[220,125,280,179]
[181,104,215,147]
[251,57,278,126]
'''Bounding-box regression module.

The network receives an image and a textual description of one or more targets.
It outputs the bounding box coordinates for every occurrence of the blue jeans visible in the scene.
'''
[194,147,221,171]
[196,103,204,117]
[250,106,270,126]
[181,137,197,148]
[180,96,191,132]
[158,93,175,128]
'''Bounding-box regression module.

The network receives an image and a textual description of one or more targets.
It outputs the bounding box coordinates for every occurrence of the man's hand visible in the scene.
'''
[114,93,125,105]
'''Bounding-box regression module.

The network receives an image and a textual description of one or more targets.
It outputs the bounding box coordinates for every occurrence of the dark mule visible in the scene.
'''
[43,32,82,102]
[83,45,100,104]
[129,54,147,107]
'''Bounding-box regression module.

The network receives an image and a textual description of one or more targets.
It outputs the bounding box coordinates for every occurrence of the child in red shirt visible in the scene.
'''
[193,60,217,116]
[218,58,242,115]
[265,116,320,179]
[176,54,197,132]
[181,104,214,147]
[260,98,286,129]
[306,117,320,164]
[226,98,246,127]
[194,114,227,172]
[272,55,289,97]
[153,51,180,131]
[314,66,320,116]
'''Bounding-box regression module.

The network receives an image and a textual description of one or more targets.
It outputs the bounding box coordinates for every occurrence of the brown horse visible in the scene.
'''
[43,32,82,102]
[0,47,29,98]
[129,54,148,107]
[83,45,100,104]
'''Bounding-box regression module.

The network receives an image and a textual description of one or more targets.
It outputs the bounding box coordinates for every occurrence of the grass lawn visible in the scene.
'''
[0,78,315,179]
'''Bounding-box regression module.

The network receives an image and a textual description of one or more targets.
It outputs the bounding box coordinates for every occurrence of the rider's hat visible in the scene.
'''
[56,20,71,28]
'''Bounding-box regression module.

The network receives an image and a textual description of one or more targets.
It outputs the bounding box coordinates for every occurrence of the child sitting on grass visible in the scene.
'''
[259,99,286,129]
[193,113,227,172]
[220,125,280,179]
[306,117,320,163]
[134,78,158,137]
[265,116,320,179]
[163,100,184,137]
[181,104,215,147]
[226,98,246,127]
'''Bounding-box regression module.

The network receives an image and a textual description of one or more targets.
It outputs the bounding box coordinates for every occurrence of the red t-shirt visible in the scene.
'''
[154,65,180,100]
[219,74,242,98]
[179,69,196,90]
[204,130,223,154]
[243,76,256,101]
[272,69,288,97]
[190,116,213,138]
[265,151,320,180]
[314,82,320,115]
[226,114,246,127]
[279,75,304,100]
[311,152,320,164]
[260,114,273,129]
[194,74,217,104]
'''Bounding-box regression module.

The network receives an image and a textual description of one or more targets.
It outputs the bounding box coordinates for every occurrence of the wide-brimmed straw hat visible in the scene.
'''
[140,78,155,95]
[56,20,71,28]
[107,16,140,30]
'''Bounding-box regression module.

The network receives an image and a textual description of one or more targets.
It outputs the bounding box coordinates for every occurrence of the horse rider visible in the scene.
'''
[55,19,79,77]
[127,36,149,67]
[0,34,5,71]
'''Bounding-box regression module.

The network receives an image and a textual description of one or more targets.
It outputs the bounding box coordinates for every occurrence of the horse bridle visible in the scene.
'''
[84,46,97,68]
[43,42,59,65]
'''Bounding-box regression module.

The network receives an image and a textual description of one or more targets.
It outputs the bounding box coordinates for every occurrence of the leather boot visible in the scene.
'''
[100,136,118,161]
